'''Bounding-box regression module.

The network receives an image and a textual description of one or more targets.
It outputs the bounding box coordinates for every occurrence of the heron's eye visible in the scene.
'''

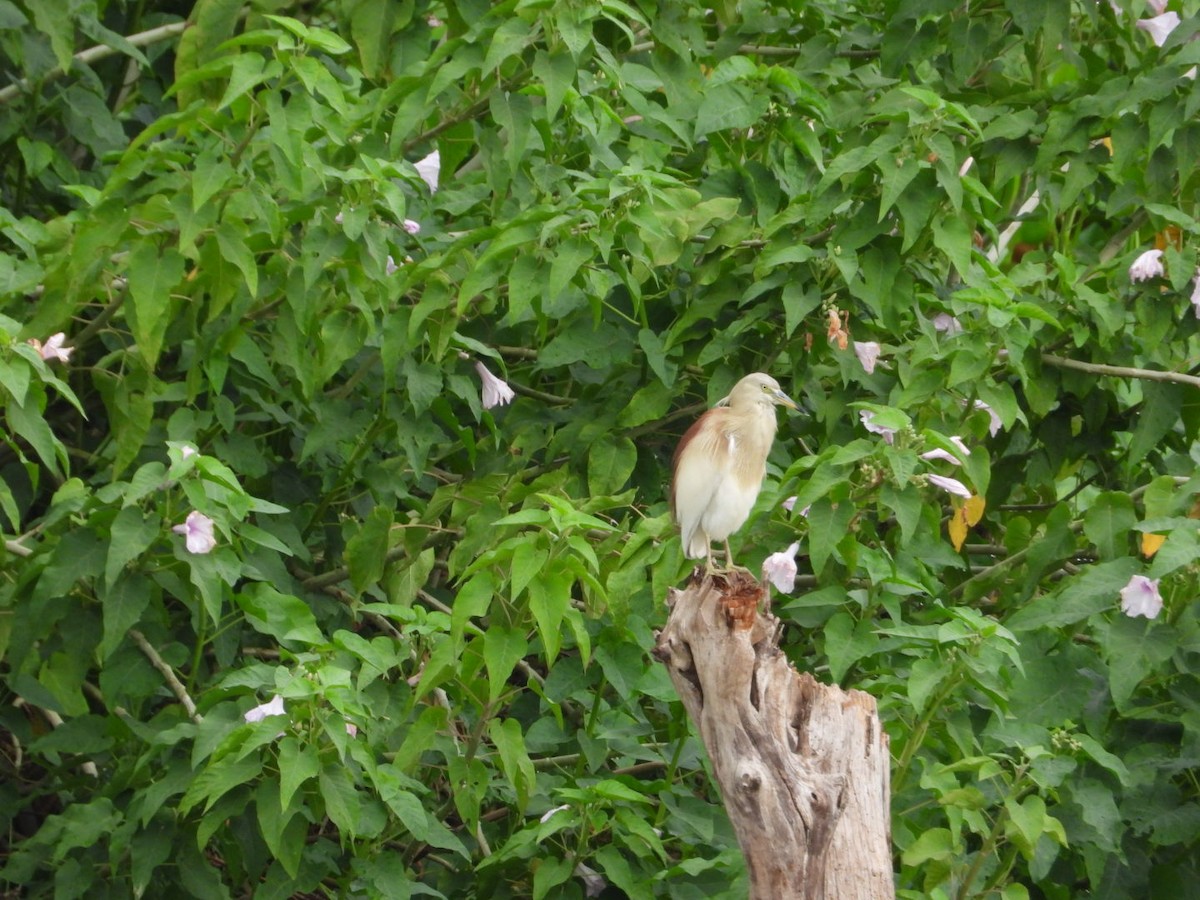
[761,384,770,392]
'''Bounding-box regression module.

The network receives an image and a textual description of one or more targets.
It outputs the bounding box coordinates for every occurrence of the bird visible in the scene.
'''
[670,372,800,571]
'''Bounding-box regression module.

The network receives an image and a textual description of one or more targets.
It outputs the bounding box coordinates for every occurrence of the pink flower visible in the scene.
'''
[761,542,801,593]
[920,448,961,465]
[859,410,896,444]
[971,399,1003,437]
[1119,574,1163,619]
[386,255,400,275]
[172,510,216,554]
[402,219,421,235]
[781,497,811,517]
[334,210,346,224]
[853,341,882,374]
[474,361,515,409]
[928,474,972,498]
[932,313,963,336]
[28,332,72,363]
[1137,11,1180,46]
[345,721,358,737]
[180,445,198,460]
[949,435,971,457]
[1129,248,1165,282]
[414,150,440,192]
[244,694,286,723]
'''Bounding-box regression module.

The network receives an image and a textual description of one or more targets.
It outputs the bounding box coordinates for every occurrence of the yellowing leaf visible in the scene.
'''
[964,494,986,527]
[948,505,968,552]
[1141,532,1166,559]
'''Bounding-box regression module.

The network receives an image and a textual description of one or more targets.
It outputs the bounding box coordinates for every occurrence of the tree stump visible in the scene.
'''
[653,571,894,899]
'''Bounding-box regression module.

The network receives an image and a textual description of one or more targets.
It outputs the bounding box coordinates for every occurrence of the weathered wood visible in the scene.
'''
[653,571,894,899]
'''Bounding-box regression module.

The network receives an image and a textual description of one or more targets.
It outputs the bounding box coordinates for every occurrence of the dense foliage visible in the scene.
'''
[3,0,1200,896]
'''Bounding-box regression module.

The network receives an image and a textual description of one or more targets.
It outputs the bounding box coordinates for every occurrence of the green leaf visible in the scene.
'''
[587,434,637,496]
[483,625,528,703]
[126,243,185,367]
[1082,491,1136,560]
[319,765,361,835]
[488,717,535,810]
[235,583,325,646]
[1008,558,1141,631]
[105,506,161,589]
[451,571,495,647]
[100,574,153,660]
[277,737,320,810]
[215,221,259,299]
[345,505,395,595]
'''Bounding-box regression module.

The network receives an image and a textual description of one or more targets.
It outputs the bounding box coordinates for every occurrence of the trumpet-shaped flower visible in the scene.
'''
[244,694,286,723]
[475,361,515,409]
[1129,248,1165,282]
[860,410,897,444]
[28,332,72,363]
[782,496,810,516]
[920,448,961,465]
[970,399,1003,437]
[402,218,421,235]
[1119,574,1163,619]
[1137,11,1180,47]
[928,474,972,498]
[853,341,882,374]
[173,510,216,555]
[932,313,963,336]
[414,150,440,192]
[761,542,801,593]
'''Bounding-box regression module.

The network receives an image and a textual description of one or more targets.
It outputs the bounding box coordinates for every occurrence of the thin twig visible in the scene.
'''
[129,628,202,723]
[4,538,32,557]
[1041,354,1200,389]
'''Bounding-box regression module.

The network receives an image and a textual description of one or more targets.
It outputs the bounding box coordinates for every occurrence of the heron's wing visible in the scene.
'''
[671,411,734,555]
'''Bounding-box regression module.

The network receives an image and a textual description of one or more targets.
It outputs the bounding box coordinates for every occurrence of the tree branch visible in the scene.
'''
[1041,353,1200,389]
[0,22,189,105]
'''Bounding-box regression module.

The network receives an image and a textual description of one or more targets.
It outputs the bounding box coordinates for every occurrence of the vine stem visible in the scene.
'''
[1042,353,1200,389]
[0,21,189,105]
[129,628,202,723]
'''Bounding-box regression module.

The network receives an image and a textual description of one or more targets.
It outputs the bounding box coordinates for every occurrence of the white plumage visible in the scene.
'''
[670,373,799,568]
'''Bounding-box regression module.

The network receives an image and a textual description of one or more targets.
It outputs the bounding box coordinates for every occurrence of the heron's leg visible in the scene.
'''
[723,539,735,570]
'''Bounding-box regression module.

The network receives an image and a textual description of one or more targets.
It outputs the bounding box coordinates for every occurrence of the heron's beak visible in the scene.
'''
[774,389,802,412]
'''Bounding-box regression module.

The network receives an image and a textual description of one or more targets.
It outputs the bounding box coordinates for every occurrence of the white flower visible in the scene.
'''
[1191,268,1200,318]
[781,497,811,517]
[244,694,286,723]
[1119,574,1163,619]
[540,804,570,824]
[345,721,358,737]
[1147,0,1169,14]
[414,150,440,192]
[386,255,400,275]
[958,156,974,177]
[932,313,963,336]
[920,448,961,465]
[402,218,421,235]
[474,361,515,409]
[761,542,801,593]
[859,410,896,444]
[928,474,972,498]
[180,445,198,460]
[1137,11,1180,46]
[172,511,216,555]
[853,341,881,374]
[334,210,346,224]
[28,332,72,363]
[1129,248,1165,282]
[949,435,971,457]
